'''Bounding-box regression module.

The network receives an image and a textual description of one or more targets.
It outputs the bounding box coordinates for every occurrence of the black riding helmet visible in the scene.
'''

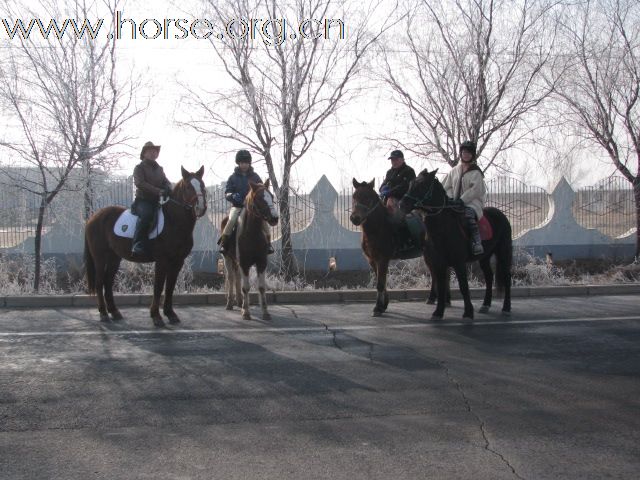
[459,140,477,158]
[235,149,252,164]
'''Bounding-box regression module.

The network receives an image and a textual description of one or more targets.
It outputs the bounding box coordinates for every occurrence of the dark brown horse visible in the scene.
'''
[221,179,279,321]
[84,166,207,327]
[400,169,512,320]
[350,178,437,317]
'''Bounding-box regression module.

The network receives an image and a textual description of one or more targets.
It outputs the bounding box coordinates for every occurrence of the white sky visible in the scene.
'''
[0,0,622,193]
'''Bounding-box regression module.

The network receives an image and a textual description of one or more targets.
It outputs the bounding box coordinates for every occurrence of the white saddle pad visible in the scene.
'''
[114,209,164,239]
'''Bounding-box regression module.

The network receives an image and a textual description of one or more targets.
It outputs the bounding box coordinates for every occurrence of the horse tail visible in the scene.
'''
[84,234,96,295]
[495,218,512,295]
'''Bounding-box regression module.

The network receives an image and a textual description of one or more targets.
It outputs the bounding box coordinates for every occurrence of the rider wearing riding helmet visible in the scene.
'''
[217,149,273,254]
[131,141,172,256]
[442,140,486,256]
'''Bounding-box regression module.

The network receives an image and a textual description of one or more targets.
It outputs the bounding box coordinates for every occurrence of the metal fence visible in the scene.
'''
[0,173,636,249]
[574,176,635,238]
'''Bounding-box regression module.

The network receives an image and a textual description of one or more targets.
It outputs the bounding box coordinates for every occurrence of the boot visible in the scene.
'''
[468,216,484,256]
[131,220,149,256]
[218,234,229,253]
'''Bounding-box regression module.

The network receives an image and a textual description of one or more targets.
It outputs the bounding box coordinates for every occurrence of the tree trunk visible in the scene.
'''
[33,197,47,292]
[277,180,298,281]
[634,179,640,260]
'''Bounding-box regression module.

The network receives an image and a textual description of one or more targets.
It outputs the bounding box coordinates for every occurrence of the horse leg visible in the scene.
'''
[234,263,243,308]
[432,264,447,319]
[150,262,167,327]
[373,259,389,317]
[478,257,493,314]
[93,257,110,323]
[453,263,474,320]
[104,253,123,321]
[163,260,183,324]
[424,255,437,305]
[223,256,235,310]
[257,268,271,321]
[241,267,252,320]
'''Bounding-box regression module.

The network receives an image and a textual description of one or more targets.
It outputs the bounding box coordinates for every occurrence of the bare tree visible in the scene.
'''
[0,0,144,291]
[553,0,640,257]
[179,0,397,279]
[381,0,560,170]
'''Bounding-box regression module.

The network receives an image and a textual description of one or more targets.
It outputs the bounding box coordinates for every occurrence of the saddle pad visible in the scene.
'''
[479,216,493,241]
[114,209,164,239]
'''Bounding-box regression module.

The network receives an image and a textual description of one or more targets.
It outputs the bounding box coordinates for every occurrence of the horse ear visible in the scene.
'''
[264,178,270,189]
[195,165,205,179]
[368,179,375,189]
[249,181,258,191]
[419,169,429,176]
[432,168,438,176]
[352,178,359,189]
[181,166,189,180]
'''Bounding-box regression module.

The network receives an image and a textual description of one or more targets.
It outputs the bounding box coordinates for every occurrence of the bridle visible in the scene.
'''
[352,198,382,224]
[160,180,206,218]
[247,188,275,222]
[402,180,456,217]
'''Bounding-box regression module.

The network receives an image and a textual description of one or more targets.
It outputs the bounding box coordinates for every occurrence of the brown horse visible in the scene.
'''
[221,179,279,321]
[84,166,207,327]
[350,178,437,317]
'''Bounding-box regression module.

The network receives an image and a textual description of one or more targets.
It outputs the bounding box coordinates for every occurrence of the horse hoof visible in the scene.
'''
[225,304,234,311]
[431,312,443,320]
[501,310,511,317]
[100,313,111,323]
[372,310,383,317]
[426,299,436,305]
[168,316,181,325]
[263,313,272,321]
[110,310,123,321]
[463,314,474,321]
[479,305,490,314]
[152,316,165,328]
[242,312,251,320]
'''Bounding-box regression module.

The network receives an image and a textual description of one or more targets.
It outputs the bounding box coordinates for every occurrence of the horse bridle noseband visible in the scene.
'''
[401,181,458,217]
[161,187,205,218]
[247,189,275,222]
[353,199,381,223]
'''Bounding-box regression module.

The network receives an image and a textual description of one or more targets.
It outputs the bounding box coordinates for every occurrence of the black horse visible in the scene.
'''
[399,169,512,320]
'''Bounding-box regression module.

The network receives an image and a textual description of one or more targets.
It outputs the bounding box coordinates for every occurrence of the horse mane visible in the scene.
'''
[244,182,266,211]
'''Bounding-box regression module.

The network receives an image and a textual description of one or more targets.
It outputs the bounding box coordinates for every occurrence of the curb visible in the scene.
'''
[1,284,640,309]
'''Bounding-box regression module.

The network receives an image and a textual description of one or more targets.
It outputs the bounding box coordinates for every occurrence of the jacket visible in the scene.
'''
[380,162,416,199]
[225,166,263,207]
[133,160,172,200]
[442,163,486,219]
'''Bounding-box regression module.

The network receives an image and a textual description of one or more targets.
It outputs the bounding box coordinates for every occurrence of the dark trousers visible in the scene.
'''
[131,198,156,247]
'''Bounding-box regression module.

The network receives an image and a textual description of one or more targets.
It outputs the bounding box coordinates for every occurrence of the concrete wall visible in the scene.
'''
[3,175,636,271]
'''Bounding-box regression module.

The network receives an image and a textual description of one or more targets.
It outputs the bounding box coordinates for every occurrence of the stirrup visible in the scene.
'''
[472,243,484,256]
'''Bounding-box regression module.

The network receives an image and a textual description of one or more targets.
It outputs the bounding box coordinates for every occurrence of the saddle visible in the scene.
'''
[114,208,164,239]
[392,212,427,260]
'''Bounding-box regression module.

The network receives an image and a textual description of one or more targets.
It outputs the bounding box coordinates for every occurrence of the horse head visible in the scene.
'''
[399,168,445,214]
[350,178,382,226]
[247,179,279,226]
[176,166,207,218]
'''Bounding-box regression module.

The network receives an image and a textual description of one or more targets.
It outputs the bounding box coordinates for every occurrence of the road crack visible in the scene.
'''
[441,361,526,480]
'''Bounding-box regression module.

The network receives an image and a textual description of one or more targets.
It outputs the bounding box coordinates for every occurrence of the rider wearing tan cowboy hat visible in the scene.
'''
[131,141,172,256]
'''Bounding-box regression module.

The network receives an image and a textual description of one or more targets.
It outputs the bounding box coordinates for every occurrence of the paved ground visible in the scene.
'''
[1,295,639,479]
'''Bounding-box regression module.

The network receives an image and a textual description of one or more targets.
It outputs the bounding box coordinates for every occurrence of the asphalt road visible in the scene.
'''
[1,295,639,480]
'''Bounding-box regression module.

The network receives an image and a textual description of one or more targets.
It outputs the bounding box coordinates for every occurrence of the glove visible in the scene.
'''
[379,185,391,196]
[232,192,244,204]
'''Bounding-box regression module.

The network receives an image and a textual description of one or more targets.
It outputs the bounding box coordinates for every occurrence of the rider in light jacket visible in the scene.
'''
[442,140,486,256]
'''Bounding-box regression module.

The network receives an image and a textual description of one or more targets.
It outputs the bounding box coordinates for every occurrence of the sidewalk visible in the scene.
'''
[2,284,639,308]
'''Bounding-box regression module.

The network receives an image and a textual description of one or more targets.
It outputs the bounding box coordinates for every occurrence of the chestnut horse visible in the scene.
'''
[84,166,207,327]
[400,169,512,320]
[221,179,279,321]
[350,178,438,317]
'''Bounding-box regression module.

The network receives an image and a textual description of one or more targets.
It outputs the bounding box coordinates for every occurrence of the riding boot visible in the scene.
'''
[132,220,150,256]
[218,234,229,254]
[467,214,484,256]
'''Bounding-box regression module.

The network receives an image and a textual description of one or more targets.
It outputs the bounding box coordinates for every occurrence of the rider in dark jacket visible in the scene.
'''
[218,150,273,254]
[379,149,416,216]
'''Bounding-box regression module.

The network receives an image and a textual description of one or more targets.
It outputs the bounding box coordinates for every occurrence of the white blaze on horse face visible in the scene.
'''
[190,178,206,216]
[263,189,278,219]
